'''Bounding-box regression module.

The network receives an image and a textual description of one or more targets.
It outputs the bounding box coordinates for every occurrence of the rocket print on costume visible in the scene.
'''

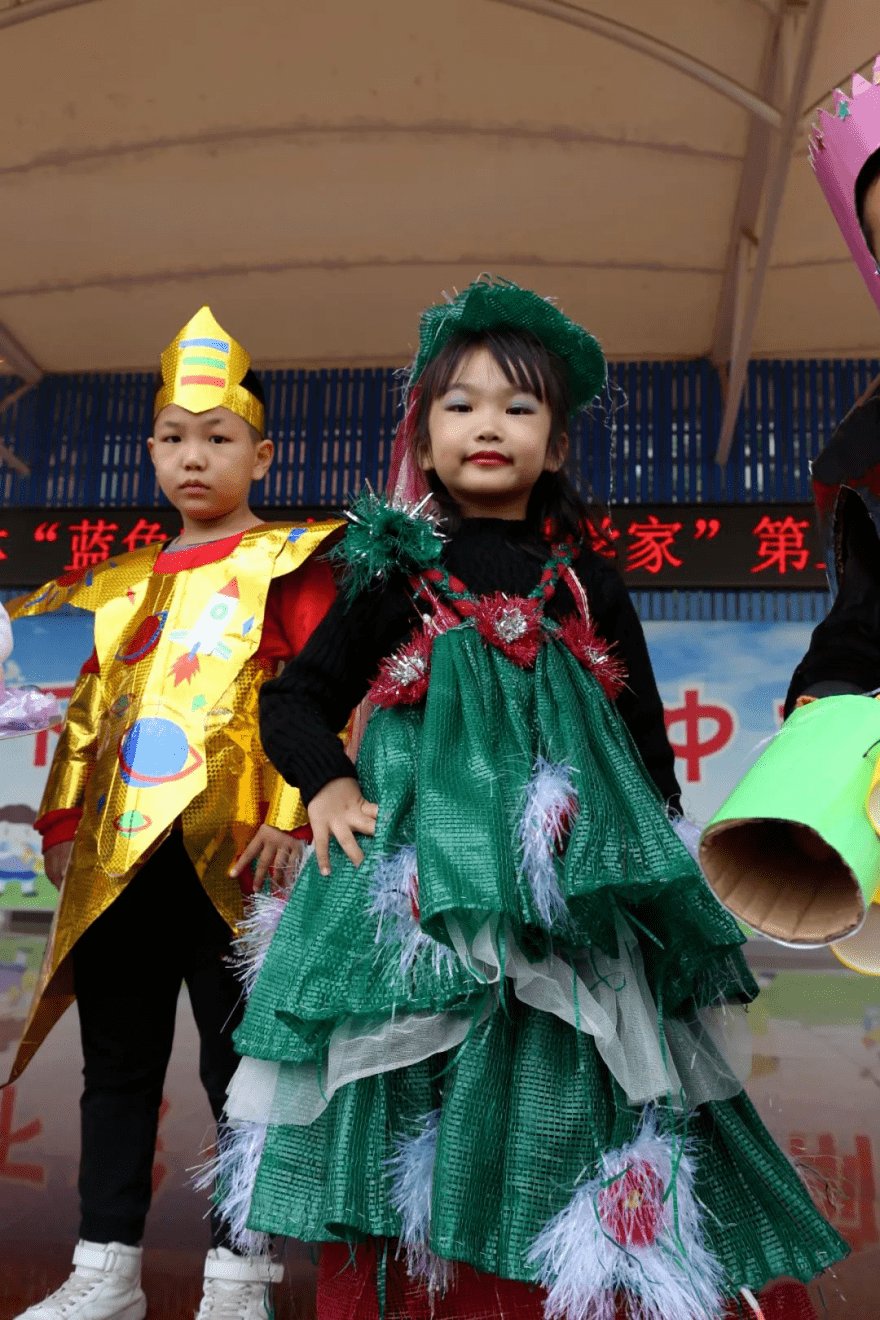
[169,578,240,683]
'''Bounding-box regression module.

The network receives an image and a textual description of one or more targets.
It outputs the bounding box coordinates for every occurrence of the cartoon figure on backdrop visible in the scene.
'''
[0,600,60,738]
[209,277,846,1320]
[700,59,880,978]
[5,307,342,1320]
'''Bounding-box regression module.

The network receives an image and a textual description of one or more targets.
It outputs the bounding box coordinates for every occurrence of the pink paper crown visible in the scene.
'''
[810,55,880,313]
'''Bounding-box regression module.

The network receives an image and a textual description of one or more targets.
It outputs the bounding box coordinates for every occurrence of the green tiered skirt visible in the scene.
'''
[226,629,846,1312]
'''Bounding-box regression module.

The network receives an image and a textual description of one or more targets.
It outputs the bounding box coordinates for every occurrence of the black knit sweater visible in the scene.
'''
[260,519,682,811]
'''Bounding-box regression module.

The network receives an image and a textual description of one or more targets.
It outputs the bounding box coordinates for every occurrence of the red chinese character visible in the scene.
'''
[0,528,7,561]
[0,1085,44,1185]
[65,519,119,572]
[121,518,168,555]
[585,515,621,560]
[626,516,683,574]
[31,683,74,767]
[751,515,811,575]
[790,1132,877,1251]
[664,687,736,783]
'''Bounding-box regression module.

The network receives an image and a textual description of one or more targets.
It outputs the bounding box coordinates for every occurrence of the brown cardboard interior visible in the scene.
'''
[699,818,865,944]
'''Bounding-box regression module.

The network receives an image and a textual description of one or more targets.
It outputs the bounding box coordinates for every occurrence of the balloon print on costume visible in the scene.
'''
[116,717,204,789]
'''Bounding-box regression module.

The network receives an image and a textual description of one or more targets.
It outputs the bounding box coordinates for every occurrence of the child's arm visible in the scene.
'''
[582,557,682,813]
[259,570,418,872]
[36,650,104,886]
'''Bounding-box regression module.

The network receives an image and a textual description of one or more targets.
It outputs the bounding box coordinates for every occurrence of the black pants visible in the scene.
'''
[71,835,244,1247]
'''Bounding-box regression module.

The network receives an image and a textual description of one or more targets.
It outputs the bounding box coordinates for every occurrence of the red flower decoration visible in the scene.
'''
[369,631,432,707]
[471,593,544,667]
[597,1160,665,1249]
[559,616,627,699]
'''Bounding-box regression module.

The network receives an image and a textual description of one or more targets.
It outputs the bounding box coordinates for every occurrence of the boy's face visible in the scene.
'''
[147,405,273,524]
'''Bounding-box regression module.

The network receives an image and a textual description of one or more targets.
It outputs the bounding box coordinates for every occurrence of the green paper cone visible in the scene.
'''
[699,695,880,946]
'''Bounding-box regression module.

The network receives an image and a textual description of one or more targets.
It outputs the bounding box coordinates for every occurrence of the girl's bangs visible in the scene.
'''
[424,330,551,403]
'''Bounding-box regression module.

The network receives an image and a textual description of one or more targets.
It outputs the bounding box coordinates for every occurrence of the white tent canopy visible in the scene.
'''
[0,0,878,458]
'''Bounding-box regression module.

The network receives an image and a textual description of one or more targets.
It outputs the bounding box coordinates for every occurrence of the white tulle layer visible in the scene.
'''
[226,912,750,1128]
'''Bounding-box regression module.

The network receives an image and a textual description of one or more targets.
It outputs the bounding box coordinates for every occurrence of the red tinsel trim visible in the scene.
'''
[471,593,544,667]
[369,631,433,707]
[558,615,627,699]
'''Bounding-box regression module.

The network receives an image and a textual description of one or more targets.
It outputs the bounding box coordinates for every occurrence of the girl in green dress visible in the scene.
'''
[215,278,846,1320]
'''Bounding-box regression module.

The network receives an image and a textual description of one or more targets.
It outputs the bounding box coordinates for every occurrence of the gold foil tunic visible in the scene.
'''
[5,519,341,1084]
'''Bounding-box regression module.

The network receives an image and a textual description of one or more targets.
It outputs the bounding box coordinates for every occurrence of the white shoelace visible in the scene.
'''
[196,1279,269,1320]
[37,1275,102,1317]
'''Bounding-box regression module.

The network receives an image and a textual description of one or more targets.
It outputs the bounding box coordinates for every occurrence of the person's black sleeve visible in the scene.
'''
[582,555,682,813]
[784,581,880,714]
[259,574,418,803]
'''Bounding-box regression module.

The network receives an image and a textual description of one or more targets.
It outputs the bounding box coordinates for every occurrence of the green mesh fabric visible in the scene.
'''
[234,624,847,1296]
[409,276,606,412]
[246,1002,844,1291]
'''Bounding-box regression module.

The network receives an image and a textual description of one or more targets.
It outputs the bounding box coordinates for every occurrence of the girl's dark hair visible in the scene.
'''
[409,327,597,543]
[855,146,880,258]
[152,369,266,434]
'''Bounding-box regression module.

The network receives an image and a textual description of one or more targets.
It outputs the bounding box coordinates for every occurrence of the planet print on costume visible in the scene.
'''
[113,810,152,835]
[116,611,168,665]
[116,717,204,788]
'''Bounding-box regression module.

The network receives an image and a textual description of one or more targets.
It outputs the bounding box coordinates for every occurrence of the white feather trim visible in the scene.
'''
[670,814,702,864]
[518,758,577,929]
[369,845,457,981]
[387,1109,454,1297]
[528,1112,726,1320]
[231,848,310,996]
[192,1120,270,1256]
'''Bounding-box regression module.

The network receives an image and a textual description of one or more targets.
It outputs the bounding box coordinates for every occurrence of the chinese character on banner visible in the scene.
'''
[790,1132,878,1251]
[31,684,74,768]
[664,687,736,783]
[751,515,811,575]
[65,519,119,573]
[121,518,167,555]
[0,528,7,561]
[585,515,621,560]
[0,1086,44,1185]
[626,516,683,575]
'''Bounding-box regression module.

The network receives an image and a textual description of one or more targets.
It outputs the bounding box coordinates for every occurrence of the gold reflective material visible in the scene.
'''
[5,519,341,1083]
[40,666,104,816]
[153,305,265,434]
[266,774,309,833]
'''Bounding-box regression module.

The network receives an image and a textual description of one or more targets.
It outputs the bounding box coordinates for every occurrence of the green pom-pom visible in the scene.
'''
[332,490,444,599]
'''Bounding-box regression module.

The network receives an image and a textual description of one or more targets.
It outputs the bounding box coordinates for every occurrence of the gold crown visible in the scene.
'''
[153,306,265,434]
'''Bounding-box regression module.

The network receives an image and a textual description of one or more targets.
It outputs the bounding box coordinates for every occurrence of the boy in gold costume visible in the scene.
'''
[7,307,341,1320]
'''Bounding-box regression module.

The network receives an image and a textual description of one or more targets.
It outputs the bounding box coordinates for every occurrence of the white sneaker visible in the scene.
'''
[15,1241,146,1320]
[195,1247,283,1320]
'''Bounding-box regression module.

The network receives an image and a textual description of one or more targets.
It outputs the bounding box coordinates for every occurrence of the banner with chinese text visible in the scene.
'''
[644,618,814,822]
[0,504,826,589]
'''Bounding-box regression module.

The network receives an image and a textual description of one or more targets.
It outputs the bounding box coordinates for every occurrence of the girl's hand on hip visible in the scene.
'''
[230,824,300,895]
[308,777,378,875]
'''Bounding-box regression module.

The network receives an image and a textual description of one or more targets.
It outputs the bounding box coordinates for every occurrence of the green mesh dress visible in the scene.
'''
[221,499,846,1320]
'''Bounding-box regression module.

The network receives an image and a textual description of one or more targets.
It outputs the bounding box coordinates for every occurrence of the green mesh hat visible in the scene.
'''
[409,275,606,413]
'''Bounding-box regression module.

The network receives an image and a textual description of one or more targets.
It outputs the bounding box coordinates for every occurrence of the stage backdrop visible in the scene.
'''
[645,618,815,823]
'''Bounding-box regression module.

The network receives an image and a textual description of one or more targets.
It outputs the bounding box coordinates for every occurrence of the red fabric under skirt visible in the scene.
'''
[316,1241,819,1319]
